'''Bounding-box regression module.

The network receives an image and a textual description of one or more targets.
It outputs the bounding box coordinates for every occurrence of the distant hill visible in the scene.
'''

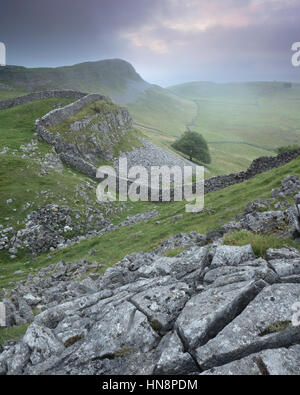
[0,59,195,136]
[0,59,149,102]
[169,81,300,101]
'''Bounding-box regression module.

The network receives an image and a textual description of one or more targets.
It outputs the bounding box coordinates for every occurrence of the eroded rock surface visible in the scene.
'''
[1,241,299,375]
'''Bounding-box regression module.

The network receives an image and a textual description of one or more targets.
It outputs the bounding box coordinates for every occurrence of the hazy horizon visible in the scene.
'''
[1,0,300,86]
[3,58,300,88]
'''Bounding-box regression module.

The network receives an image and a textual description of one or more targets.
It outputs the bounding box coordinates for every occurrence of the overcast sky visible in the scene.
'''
[0,0,300,85]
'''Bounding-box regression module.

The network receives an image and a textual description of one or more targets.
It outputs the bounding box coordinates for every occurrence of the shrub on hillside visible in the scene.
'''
[172,130,211,163]
[277,145,300,154]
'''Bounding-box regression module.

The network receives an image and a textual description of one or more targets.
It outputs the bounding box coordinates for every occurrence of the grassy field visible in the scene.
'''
[0,97,74,150]
[0,89,28,101]
[168,81,300,174]
[139,126,272,176]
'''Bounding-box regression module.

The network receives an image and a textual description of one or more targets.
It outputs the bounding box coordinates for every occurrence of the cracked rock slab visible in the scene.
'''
[153,331,198,375]
[211,245,255,268]
[130,282,191,334]
[63,301,161,367]
[204,258,278,287]
[195,284,300,370]
[266,248,300,261]
[201,345,300,375]
[175,280,266,350]
[268,258,300,278]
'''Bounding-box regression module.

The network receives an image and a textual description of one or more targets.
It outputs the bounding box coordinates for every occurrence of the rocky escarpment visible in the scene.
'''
[34,92,196,179]
[1,175,300,375]
[35,93,140,175]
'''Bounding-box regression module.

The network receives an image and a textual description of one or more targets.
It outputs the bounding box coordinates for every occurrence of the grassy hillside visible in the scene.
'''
[127,85,196,137]
[1,119,300,288]
[169,81,300,101]
[0,60,147,100]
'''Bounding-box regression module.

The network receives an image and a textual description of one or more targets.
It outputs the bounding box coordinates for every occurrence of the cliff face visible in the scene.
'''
[35,94,140,169]
[67,100,134,162]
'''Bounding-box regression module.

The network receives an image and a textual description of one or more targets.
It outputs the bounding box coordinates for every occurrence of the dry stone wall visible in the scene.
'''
[204,149,300,194]
[0,90,87,110]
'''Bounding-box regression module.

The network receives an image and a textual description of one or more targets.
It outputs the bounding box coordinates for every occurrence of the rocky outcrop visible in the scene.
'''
[0,239,299,375]
[0,203,112,258]
[0,206,159,258]
[271,175,300,199]
[35,93,137,168]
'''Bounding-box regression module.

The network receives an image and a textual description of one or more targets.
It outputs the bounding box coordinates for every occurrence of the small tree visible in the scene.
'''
[172,131,211,163]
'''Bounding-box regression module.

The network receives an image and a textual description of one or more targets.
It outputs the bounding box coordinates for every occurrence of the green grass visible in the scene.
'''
[168,81,300,175]
[127,86,196,137]
[164,247,185,257]
[0,153,104,235]
[0,97,74,151]
[0,89,28,101]
[223,230,300,260]
[2,152,300,289]
[138,125,272,176]
[0,323,29,346]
